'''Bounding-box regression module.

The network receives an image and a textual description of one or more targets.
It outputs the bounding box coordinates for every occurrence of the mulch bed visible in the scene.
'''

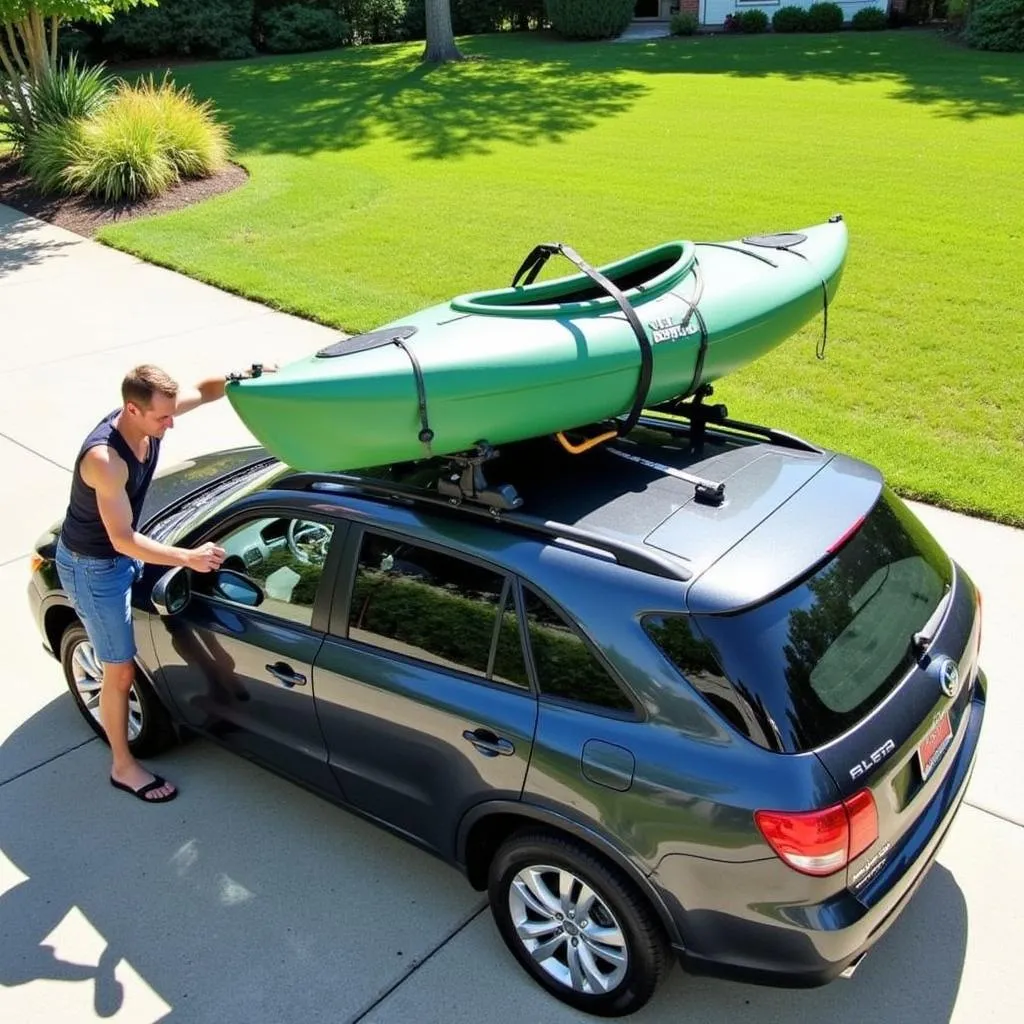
[0,156,249,238]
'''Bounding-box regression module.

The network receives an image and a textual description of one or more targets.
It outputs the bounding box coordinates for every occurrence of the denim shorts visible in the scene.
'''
[55,539,143,665]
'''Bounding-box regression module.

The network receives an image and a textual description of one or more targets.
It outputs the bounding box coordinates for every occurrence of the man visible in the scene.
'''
[55,363,271,804]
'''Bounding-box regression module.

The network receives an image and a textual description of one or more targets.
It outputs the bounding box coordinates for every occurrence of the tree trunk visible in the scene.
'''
[0,10,63,145]
[423,0,463,63]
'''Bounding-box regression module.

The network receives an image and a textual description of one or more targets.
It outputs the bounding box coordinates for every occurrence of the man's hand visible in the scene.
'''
[186,542,226,573]
[176,363,281,415]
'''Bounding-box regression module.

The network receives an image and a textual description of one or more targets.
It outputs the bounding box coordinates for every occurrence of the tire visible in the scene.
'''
[59,623,177,758]
[488,830,670,1017]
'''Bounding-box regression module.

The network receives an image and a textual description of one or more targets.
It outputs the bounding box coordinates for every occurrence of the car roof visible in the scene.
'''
[275,416,839,584]
[147,413,865,601]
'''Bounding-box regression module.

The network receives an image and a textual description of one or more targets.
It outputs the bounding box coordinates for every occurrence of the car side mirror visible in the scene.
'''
[213,569,263,608]
[152,566,191,616]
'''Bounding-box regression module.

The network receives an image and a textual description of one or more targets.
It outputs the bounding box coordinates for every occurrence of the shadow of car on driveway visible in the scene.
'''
[0,692,969,1023]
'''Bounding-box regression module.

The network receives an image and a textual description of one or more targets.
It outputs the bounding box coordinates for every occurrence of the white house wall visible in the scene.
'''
[700,0,887,24]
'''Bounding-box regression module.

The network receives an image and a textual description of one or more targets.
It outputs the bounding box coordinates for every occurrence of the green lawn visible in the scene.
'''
[98,30,1024,525]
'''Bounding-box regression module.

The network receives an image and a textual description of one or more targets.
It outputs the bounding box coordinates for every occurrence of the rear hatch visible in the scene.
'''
[685,472,981,893]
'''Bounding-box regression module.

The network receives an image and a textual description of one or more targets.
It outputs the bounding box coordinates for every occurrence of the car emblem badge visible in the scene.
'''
[937,657,960,699]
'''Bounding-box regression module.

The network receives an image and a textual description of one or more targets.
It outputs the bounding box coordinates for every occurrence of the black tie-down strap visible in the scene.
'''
[512,243,654,447]
[392,337,434,447]
[316,325,434,450]
[738,215,841,362]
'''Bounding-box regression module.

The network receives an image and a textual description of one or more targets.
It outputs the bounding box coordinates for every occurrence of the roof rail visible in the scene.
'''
[275,469,691,581]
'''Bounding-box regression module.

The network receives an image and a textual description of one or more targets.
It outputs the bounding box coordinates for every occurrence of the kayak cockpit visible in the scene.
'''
[451,240,696,318]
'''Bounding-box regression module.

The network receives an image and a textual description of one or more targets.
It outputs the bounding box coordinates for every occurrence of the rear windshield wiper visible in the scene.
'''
[912,583,953,658]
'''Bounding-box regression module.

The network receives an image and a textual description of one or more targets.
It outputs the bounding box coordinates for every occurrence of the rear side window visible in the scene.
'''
[692,489,952,751]
[643,615,775,747]
[521,587,634,713]
[348,532,528,687]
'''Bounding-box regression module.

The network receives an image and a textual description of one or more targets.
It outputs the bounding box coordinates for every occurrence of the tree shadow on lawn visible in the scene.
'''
[616,30,1024,122]
[211,43,649,160]
[196,31,1021,163]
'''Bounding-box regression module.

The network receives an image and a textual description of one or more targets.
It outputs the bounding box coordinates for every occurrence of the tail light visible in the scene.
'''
[754,789,878,877]
[826,514,866,556]
[29,554,45,574]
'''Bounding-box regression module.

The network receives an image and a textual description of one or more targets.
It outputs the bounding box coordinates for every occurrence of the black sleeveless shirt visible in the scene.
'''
[60,410,161,558]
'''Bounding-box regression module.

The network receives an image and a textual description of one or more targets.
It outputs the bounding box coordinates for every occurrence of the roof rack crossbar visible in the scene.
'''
[641,389,820,454]
[274,471,690,581]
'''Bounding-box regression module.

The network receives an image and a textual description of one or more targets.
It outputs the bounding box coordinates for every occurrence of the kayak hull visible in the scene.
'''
[227,219,847,471]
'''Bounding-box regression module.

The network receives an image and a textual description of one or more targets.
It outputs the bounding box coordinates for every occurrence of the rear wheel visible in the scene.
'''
[59,624,177,758]
[487,830,670,1017]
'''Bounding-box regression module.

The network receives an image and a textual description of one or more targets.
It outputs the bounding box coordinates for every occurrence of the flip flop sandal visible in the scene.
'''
[110,774,178,803]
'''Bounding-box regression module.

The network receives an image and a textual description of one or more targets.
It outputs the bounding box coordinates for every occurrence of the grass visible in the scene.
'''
[96,30,1024,525]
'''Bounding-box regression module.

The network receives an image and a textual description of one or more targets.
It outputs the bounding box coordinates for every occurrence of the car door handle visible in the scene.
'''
[265,662,307,688]
[462,728,514,758]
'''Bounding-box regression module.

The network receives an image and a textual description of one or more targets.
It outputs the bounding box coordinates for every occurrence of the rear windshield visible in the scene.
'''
[682,489,951,751]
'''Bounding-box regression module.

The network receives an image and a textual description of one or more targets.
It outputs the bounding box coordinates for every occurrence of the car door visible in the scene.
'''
[313,526,538,856]
[151,509,344,797]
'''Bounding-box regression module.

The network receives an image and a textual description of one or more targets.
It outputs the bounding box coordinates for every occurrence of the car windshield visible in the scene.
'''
[669,489,952,751]
[148,460,282,544]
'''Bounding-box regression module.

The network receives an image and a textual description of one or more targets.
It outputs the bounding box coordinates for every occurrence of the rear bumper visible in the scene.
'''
[653,675,986,987]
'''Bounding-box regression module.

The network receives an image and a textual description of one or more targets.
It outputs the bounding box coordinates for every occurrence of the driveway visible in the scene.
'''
[1,206,1021,1023]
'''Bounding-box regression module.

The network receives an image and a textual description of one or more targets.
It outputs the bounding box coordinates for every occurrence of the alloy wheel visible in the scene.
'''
[70,639,142,741]
[508,863,629,995]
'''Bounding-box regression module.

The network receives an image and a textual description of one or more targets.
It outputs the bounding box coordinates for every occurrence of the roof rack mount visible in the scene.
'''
[646,384,821,454]
[437,444,523,513]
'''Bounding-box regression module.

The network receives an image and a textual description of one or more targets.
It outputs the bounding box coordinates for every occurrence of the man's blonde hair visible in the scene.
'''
[122,365,178,409]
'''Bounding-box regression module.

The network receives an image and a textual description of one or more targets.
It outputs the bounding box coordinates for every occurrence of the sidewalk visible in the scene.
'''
[1,204,1021,1023]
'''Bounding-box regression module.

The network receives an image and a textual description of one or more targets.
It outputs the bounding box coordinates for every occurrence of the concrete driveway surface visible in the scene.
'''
[1,206,1021,1023]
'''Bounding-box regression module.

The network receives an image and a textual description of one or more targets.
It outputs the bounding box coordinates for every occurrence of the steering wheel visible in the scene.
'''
[286,519,332,565]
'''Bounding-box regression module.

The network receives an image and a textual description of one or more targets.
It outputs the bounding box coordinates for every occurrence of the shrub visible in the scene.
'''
[262,4,352,51]
[851,5,888,29]
[806,2,845,30]
[100,0,257,61]
[22,119,86,194]
[0,55,112,154]
[340,0,407,43]
[544,0,635,40]
[905,0,948,22]
[449,0,509,34]
[965,0,1024,50]
[505,0,547,30]
[723,12,742,31]
[670,11,699,34]
[134,77,231,178]
[65,107,178,203]
[946,0,968,29]
[772,5,810,31]
[24,78,232,203]
[737,8,769,31]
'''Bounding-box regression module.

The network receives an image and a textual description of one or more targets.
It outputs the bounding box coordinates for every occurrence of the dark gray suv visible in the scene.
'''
[27,407,985,1017]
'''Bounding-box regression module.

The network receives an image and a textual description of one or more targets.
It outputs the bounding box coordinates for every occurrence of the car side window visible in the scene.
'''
[521,586,634,713]
[194,515,334,627]
[347,531,528,687]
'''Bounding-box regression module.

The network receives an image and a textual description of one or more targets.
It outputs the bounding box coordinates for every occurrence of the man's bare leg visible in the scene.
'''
[101,660,175,800]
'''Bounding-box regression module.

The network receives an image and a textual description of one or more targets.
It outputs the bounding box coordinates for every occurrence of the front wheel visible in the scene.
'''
[487,830,670,1017]
[59,623,177,758]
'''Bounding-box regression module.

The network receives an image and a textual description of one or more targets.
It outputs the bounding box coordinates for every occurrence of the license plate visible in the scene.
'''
[918,711,953,781]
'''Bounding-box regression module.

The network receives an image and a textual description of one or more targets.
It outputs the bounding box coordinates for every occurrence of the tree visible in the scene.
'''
[422,0,463,63]
[0,2,154,127]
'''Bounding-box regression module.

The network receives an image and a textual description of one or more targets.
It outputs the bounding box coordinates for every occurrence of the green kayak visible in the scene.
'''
[227,216,848,471]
